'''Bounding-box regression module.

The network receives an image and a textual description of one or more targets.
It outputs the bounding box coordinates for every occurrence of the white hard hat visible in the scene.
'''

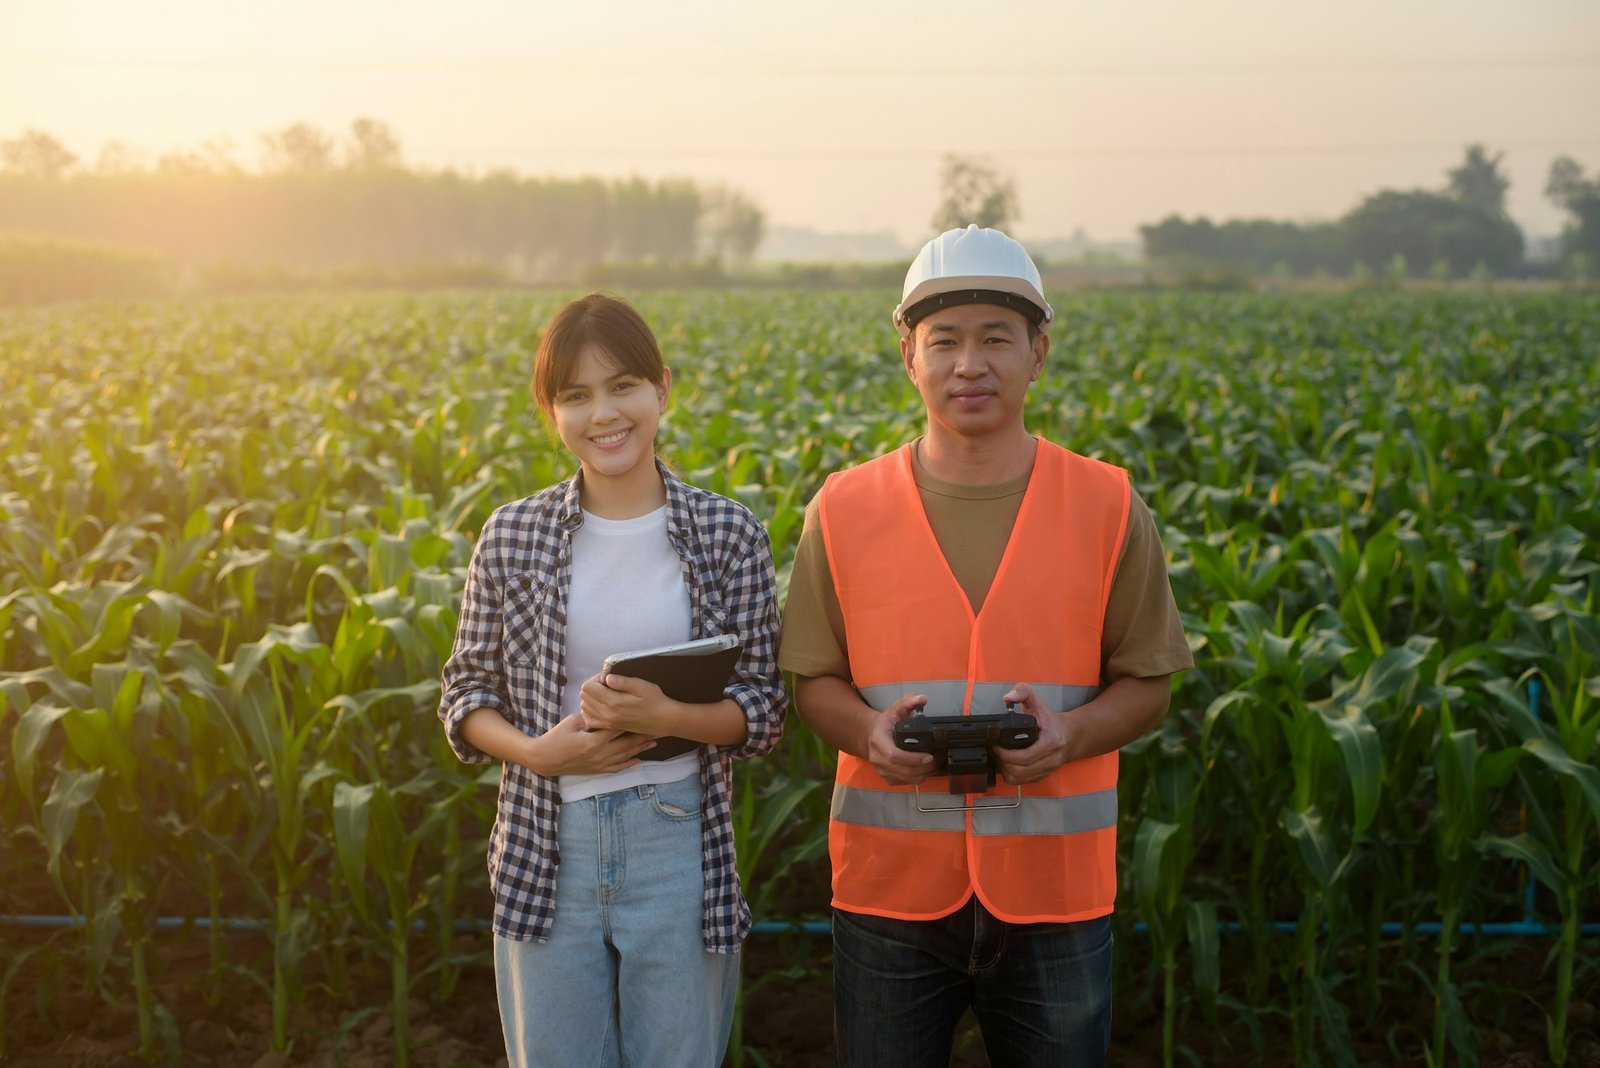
[893,224,1053,336]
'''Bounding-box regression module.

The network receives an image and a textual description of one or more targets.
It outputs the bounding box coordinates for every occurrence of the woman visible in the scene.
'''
[437,293,786,1067]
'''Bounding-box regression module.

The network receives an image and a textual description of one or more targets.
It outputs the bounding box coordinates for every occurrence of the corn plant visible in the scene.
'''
[1489,675,1599,1061]
[228,625,343,1053]
[1127,715,1220,1068]
[332,763,468,1068]
[1423,695,1524,1068]
[158,639,267,1001]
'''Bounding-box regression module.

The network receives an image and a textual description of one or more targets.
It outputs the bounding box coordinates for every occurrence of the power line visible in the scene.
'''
[436,140,1600,162]
[4,50,1599,78]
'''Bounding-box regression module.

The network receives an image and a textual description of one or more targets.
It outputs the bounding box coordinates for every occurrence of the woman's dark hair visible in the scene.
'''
[532,293,666,412]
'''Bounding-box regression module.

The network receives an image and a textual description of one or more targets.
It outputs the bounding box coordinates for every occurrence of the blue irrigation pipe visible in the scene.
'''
[753,919,1600,937]
[10,681,1596,940]
[4,915,1597,937]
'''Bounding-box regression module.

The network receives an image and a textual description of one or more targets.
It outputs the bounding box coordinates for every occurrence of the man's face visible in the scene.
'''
[900,303,1047,442]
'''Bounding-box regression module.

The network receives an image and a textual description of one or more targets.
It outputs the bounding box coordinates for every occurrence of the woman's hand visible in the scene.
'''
[579,673,679,736]
[526,711,656,776]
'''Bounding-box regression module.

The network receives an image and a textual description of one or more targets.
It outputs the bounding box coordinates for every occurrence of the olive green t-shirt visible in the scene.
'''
[778,440,1193,683]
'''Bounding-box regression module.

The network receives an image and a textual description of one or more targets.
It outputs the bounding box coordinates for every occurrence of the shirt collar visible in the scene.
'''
[556,459,693,538]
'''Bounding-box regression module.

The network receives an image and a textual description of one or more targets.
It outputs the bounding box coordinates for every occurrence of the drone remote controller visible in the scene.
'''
[893,703,1039,792]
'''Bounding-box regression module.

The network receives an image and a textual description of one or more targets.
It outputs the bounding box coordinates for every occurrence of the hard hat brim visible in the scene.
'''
[893,275,1053,336]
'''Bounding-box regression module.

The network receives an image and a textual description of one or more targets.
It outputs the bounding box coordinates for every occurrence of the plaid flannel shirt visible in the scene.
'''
[438,461,787,951]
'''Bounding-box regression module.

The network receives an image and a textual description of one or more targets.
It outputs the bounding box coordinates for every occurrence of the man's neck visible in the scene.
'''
[916,427,1037,485]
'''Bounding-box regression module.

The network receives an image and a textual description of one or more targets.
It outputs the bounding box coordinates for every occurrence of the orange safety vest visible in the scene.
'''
[818,440,1131,923]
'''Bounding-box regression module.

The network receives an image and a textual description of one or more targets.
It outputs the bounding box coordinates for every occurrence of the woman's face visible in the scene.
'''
[549,343,670,487]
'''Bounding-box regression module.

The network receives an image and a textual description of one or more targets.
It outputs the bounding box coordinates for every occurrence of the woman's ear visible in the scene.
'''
[657,366,673,412]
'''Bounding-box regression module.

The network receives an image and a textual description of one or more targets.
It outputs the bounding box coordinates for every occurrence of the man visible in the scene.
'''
[779,224,1192,1067]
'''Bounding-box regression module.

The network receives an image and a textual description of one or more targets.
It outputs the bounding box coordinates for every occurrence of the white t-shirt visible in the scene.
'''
[558,505,699,802]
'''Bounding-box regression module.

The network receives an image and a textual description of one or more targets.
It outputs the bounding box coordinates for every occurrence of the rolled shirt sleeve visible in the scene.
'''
[720,521,788,761]
[438,513,509,764]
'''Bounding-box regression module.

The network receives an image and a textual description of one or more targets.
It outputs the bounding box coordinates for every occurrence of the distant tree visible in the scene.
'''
[345,117,402,170]
[611,177,701,260]
[1447,144,1511,217]
[1546,156,1590,209]
[199,137,243,174]
[1135,142,1535,281]
[1342,189,1522,277]
[94,140,147,176]
[1140,214,1349,275]
[931,154,1017,233]
[0,121,771,282]
[156,150,209,176]
[699,185,766,263]
[1344,144,1522,278]
[260,122,336,174]
[1,129,78,179]
[157,137,241,176]
[1545,155,1600,270]
[1140,215,1220,262]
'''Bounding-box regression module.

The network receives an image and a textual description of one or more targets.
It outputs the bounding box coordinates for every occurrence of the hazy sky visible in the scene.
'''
[4,0,1598,245]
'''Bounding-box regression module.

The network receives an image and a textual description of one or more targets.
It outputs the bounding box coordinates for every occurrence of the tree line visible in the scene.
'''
[0,119,765,278]
[1140,145,1600,280]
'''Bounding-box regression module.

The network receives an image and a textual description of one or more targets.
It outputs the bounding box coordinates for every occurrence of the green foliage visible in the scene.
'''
[2,289,1598,1063]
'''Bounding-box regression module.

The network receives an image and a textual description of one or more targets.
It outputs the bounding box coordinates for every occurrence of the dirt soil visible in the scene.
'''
[1,921,1595,1067]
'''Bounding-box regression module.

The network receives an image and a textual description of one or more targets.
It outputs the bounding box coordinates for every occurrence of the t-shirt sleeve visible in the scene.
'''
[1102,491,1194,682]
[777,494,853,680]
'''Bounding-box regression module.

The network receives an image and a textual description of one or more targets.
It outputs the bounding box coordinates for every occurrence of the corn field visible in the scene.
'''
[1,289,1597,1066]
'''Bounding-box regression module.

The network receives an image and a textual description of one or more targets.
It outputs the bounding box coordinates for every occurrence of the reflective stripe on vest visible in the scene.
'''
[831,783,1119,837]
[819,440,1131,924]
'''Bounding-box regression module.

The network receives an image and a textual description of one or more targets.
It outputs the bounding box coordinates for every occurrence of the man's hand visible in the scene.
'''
[992,676,1174,784]
[993,682,1073,785]
[863,693,938,786]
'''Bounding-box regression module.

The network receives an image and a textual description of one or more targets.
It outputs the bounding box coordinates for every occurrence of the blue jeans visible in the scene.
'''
[493,775,740,1068]
[832,897,1112,1068]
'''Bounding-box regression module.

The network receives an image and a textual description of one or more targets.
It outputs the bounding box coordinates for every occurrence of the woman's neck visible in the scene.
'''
[579,459,668,519]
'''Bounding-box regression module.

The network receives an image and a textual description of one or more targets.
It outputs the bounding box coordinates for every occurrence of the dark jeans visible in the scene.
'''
[831,898,1112,1068]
